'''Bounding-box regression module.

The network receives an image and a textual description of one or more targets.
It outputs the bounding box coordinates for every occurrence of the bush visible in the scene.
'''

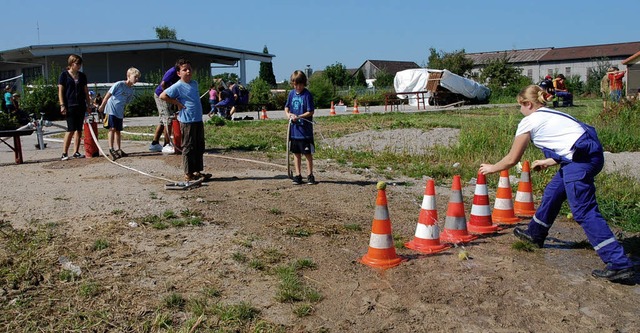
[125,93,156,117]
[308,76,333,108]
[0,112,19,130]
[20,75,61,120]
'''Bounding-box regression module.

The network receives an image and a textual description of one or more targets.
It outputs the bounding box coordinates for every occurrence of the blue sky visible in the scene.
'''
[3,0,638,83]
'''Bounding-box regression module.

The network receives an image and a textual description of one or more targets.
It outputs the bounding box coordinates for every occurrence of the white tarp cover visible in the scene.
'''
[393,69,490,105]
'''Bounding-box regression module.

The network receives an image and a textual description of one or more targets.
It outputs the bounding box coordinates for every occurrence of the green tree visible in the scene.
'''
[259,45,277,87]
[308,75,333,108]
[586,58,612,95]
[248,78,272,108]
[324,62,352,94]
[479,54,523,88]
[427,48,474,76]
[213,73,240,86]
[373,70,394,88]
[154,25,177,39]
[354,70,367,87]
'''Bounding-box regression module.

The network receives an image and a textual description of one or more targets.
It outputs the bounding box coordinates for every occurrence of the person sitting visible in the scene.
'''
[552,74,573,107]
[539,75,555,100]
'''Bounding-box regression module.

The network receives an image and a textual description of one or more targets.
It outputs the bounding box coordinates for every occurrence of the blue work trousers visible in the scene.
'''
[528,152,632,270]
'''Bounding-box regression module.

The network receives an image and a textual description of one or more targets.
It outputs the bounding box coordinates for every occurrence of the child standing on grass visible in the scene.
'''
[285,70,316,185]
[160,59,211,182]
[479,85,635,283]
[98,67,141,160]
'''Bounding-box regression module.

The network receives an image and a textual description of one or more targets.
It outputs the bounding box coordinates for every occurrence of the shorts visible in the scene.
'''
[104,114,123,131]
[65,105,85,132]
[289,138,315,155]
[154,93,173,126]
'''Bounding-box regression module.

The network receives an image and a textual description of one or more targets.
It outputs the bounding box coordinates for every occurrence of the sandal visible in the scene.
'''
[192,172,212,180]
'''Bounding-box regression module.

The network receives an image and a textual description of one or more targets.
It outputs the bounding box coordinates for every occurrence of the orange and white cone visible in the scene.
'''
[361,182,403,269]
[439,175,478,244]
[514,161,536,217]
[405,179,451,254]
[329,101,336,116]
[492,170,521,224]
[260,106,269,120]
[468,172,500,234]
[352,100,360,114]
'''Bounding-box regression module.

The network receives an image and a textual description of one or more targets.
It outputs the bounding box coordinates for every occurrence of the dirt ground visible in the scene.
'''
[1,128,640,332]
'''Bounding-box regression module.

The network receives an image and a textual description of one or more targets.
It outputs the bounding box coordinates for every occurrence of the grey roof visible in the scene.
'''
[466,48,552,65]
[0,39,274,65]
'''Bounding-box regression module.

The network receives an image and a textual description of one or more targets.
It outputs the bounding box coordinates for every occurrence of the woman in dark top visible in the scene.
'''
[58,54,92,160]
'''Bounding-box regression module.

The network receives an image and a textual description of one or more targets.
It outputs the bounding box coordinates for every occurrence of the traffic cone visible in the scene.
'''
[439,175,478,244]
[405,179,451,254]
[468,172,500,234]
[329,101,336,116]
[260,106,269,120]
[514,161,536,217]
[352,99,360,114]
[361,182,403,269]
[492,170,521,224]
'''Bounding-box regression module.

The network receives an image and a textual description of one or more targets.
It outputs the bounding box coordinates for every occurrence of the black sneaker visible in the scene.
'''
[292,175,303,185]
[592,267,636,282]
[513,227,544,248]
[109,148,119,160]
[61,153,69,161]
[306,174,317,185]
[72,152,85,158]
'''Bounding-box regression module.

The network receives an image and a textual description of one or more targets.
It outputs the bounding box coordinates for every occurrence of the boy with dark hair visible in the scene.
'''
[285,70,316,185]
[160,59,211,181]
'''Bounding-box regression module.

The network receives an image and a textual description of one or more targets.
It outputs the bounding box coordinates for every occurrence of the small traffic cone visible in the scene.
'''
[352,99,360,114]
[361,182,403,269]
[405,179,451,254]
[468,172,500,234]
[260,106,269,120]
[492,170,521,224]
[329,101,336,116]
[439,175,478,244]
[514,161,536,217]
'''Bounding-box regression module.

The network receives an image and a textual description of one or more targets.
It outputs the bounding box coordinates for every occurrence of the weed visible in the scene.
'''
[92,239,109,251]
[169,219,185,227]
[294,304,314,317]
[151,312,172,330]
[111,209,124,215]
[393,234,406,249]
[149,192,158,200]
[163,292,186,309]
[261,248,285,264]
[249,259,265,271]
[294,258,317,270]
[269,207,283,215]
[512,241,537,252]
[78,281,100,297]
[344,223,362,231]
[181,208,202,218]
[59,270,79,282]
[214,301,260,325]
[152,221,168,230]
[187,217,203,226]
[286,228,311,237]
[232,252,248,263]
[163,210,177,219]
[203,287,221,298]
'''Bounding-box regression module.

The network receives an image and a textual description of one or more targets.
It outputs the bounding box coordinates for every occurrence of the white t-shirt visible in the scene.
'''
[515,107,585,160]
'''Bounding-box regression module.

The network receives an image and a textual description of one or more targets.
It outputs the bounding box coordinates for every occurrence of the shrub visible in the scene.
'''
[20,74,61,120]
[125,92,156,117]
[308,75,334,108]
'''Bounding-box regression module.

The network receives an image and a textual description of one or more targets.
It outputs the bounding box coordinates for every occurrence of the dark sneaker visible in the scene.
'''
[61,153,69,161]
[117,149,128,157]
[513,227,544,248]
[72,152,85,158]
[306,174,317,185]
[109,148,119,160]
[592,267,636,282]
[292,175,303,185]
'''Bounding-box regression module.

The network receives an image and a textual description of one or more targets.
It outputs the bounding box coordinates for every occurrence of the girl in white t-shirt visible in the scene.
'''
[479,85,634,282]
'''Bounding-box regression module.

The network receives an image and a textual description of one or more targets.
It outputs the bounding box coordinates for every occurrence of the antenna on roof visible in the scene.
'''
[37,21,40,44]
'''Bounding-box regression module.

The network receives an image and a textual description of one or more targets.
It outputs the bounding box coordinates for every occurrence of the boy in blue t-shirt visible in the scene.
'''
[160,59,211,181]
[284,70,316,185]
[98,67,141,160]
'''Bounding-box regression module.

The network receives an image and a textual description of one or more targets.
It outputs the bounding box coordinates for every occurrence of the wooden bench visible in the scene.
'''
[0,129,35,164]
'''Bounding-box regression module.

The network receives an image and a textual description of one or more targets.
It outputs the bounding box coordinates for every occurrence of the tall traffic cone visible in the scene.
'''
[405,179,451,254]
[492,170,521,224]
[260,106,269,120]
[352,99,360,114]
[329,101,336,116]
[467,172,500,234]
[514,161,536,217]
[439,175,478,244]
[361,182,403,269]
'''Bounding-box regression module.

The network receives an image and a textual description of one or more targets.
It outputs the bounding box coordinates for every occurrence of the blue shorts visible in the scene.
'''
[290,138,315,155]
[104,114,123,131]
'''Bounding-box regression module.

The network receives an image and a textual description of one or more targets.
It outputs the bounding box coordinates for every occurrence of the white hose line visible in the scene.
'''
[86,121,178,183]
